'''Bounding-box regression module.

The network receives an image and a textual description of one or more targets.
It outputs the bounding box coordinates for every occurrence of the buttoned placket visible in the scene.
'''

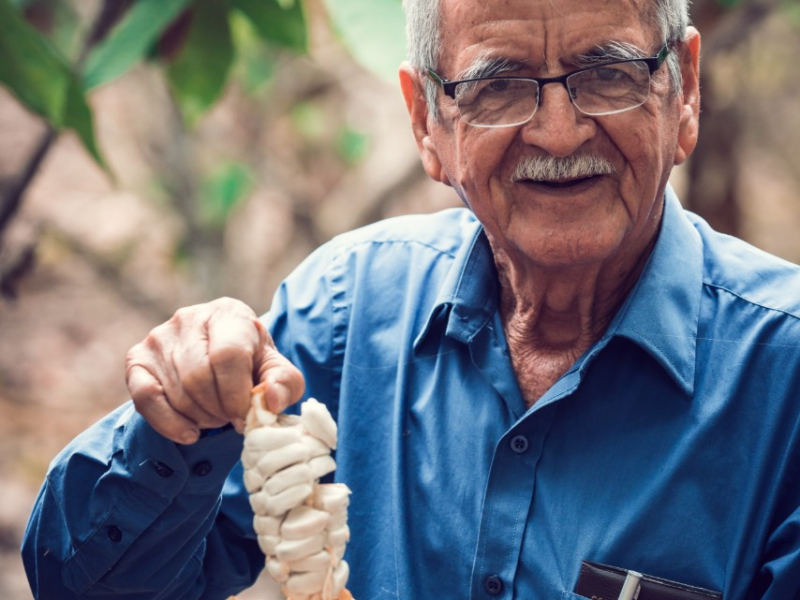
[470,409,556,599]
[465,311,613,599]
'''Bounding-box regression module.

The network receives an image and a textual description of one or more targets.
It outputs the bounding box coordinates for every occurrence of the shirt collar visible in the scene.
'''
[413,219,497,349]
[610,185,702,396]
[413,185,703,397]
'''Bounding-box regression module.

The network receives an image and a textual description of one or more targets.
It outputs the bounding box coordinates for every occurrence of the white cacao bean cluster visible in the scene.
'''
[243,384,353,600]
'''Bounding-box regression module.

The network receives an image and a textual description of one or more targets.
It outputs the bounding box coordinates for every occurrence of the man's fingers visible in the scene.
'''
[208,310,267,429]
[126,298,302,441]
[126,312,230,440]
[172,331,229,424]
[126,365,200,444]
[257,348,306,413]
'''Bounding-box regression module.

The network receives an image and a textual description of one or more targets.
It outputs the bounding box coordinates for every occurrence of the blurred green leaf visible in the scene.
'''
[336,126,369,165]
[82,0,193,89]
[232,0,307,53]
[167,0,234,126]
[291,102,327,140]
[0,0,69,121]
[229,10,276,95]
[0,0,103,164]
[323,0,405,85]
[784,0,800,25]
[35,0,85,62]
[200,162,254,227]
[172,236,192,266]
[64,72,104,165]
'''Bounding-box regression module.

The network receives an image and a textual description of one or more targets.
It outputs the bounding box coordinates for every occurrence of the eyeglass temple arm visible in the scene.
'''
[426,69,460,99]
[426,69,445,86]
[646,42,673,73]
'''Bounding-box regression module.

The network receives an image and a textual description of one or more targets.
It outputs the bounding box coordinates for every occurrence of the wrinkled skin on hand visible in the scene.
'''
[126,297,305,444]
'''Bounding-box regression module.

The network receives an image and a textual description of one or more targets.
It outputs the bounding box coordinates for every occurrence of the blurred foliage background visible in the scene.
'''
[0,0,798,597]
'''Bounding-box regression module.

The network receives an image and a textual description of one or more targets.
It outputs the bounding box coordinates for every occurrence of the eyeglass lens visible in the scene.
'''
[456,60,653,127]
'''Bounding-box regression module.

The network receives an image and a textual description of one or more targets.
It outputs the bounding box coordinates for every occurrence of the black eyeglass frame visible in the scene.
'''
[426,42,673,114]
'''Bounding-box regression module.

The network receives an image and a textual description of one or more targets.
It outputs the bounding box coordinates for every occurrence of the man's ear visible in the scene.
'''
[399,62,451,186]
[674,27,701,165]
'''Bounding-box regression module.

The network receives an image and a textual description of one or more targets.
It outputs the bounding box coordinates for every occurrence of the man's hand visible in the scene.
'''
[125,297,305,444]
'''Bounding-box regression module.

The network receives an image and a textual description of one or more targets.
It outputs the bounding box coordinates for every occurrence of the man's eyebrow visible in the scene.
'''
[575,41,649,66]
[457,55,527,81]
[456,42,650,80]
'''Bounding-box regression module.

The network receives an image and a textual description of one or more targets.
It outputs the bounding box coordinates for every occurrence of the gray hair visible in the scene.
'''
[403,0,690,116]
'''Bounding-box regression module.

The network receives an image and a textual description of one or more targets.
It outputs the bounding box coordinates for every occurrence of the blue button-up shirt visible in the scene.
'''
[23,187,800,600]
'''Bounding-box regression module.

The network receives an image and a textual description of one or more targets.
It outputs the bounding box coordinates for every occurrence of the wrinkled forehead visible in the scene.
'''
[438,0,656,72]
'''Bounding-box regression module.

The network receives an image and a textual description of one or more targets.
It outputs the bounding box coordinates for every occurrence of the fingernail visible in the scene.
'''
[181,429,199,444]
[267,381,289,412]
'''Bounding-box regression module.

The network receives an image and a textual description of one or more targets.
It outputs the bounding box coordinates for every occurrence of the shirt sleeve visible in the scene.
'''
[754,508,800,599]
[21,402,262,599]
[21,242,343,599]
[748,447,800,600]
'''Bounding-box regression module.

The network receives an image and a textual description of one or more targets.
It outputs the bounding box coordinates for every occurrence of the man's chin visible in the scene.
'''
[494,211,635,271]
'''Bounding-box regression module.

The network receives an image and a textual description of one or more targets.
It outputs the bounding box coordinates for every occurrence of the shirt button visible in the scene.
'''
[107,526,123,543]
[484,575,504,596]
[510,434,529,454]
[152,461,174,478]
[192,460,213,477]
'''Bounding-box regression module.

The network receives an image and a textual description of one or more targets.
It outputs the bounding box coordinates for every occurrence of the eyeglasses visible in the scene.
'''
[426,44,672,128]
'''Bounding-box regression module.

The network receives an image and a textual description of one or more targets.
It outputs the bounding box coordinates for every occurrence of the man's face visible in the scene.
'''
[402,0,700,271]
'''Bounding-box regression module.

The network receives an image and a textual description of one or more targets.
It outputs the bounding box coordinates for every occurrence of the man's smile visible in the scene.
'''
[517,173,607,194]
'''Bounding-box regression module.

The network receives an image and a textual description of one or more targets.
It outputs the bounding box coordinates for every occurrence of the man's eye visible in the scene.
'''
[593,67,626,81]
[486,79,511,93]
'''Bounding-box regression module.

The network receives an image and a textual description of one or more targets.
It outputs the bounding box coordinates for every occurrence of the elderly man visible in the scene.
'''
[22,0,800,599]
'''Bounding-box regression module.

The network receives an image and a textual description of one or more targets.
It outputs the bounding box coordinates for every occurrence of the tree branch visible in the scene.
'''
[0,1,134,299]
[0,128,56,235]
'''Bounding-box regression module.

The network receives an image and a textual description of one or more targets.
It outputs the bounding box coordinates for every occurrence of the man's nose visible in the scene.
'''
[519,82,596,157]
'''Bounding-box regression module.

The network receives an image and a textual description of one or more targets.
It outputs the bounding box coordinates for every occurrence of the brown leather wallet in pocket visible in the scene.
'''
[574,561,722,600]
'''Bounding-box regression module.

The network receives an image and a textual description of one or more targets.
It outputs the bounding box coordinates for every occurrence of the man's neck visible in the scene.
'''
[490,236,656,407]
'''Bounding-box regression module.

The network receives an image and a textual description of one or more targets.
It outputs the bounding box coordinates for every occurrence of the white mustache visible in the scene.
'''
[511,155,616,182]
